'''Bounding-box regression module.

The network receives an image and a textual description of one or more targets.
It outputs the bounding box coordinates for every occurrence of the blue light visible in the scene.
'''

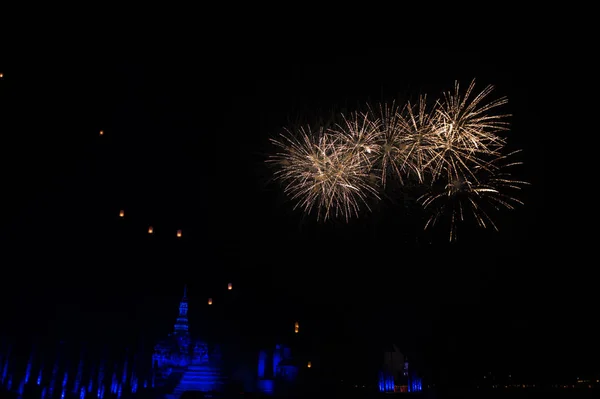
[1,349,9,384]
[74,358,84,394]
[61,371,68,399]
[49,354,60,399]
[272,346,281,377]
[378,371,395,392]
[174,286,190,334]
[257,379,274,395]
[62,371,68,391]
[258,350,268,378]
[172,364,224,392]
[111,371,118,394]
[97,361,105,398]
[409,376,423,392]
[122,356,128,384]
[131,374,138,393]
[25,353,33,384]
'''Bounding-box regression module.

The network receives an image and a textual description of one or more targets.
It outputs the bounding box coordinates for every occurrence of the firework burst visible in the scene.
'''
[428,80,510,183]
[418,150,528,241]
[329,111,381,167]
[387,96,441,184]
[269,125,379,221]
[268,80,527,240]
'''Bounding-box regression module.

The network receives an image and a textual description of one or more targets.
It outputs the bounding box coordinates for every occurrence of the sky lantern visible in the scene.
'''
[0,73,3,78]
[307,361,312,368]
[148,226,153,234]
[99,130,104,136]
[294,321,299,333]
[208,298,213,305]
[228,283,232,290]
[119,209,124,217]
[177,229,182,238]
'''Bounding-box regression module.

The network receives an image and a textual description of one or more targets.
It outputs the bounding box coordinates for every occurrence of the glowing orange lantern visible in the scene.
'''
[307,361,312,368]
[228,283,232,290]
[148,226,153,234]
[119,209,124,217]
[294,321,299,333]
[0,73,3,78]
[208,298,213,305]
[176,229,182,238]
[99,130,104,136]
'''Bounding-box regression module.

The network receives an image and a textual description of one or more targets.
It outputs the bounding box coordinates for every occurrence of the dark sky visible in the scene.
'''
[0,49,573,383]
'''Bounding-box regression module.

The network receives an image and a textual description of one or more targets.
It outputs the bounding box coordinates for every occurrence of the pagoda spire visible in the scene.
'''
[173,284,189,335]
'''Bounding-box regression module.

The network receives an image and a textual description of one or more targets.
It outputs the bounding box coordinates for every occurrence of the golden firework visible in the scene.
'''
[268,80,527,240]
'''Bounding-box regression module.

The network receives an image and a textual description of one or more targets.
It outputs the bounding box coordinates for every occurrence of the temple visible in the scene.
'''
[0,286,423,398]
[152,285,226,395]
[0,285,302,399]
[152,285,300,396]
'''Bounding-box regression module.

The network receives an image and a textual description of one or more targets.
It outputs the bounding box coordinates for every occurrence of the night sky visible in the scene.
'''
[0,49,573,385]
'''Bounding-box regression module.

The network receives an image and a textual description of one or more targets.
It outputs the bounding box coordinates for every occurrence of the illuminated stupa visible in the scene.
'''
[152,286,225,396]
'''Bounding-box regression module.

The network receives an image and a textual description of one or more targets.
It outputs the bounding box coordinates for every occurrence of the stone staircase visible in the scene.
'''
[167,364,225,399]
